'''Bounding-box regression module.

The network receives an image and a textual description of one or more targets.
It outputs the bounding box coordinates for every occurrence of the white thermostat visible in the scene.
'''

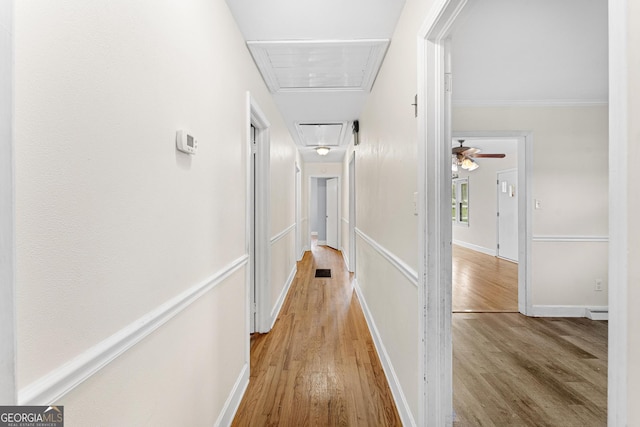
[176,130,198,154]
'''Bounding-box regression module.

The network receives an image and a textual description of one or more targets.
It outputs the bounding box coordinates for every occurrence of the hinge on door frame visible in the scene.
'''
[445,73,453,93]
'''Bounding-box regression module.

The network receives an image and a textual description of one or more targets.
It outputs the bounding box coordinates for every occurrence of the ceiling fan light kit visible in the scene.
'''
[452,139,505,172]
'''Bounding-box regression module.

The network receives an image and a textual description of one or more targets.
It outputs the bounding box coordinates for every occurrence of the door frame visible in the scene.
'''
[295,163,303,260]
[246,93,271,336]
[453,132,532,315]
[307,175,341,249]
[0,0,16,405]
[348,152,356,273]
[418,0,626,425]
[325,177,339,249]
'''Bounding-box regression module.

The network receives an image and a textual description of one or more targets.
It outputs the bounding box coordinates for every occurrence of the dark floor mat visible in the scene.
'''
[315,269,331,278]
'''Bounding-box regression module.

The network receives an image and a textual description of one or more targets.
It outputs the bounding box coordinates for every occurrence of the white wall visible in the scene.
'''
[353,0,435,422]
[453,106,609,310]
[0,0,15,405]
[14,0,297,424]
[627,0,640,419]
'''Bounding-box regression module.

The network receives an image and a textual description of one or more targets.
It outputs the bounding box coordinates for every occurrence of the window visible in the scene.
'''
[452,178,469,226]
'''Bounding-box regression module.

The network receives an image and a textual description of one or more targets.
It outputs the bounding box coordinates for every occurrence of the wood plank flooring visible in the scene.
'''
[231,243,401,426]
[453,245,518,312]
[453,313,608,426]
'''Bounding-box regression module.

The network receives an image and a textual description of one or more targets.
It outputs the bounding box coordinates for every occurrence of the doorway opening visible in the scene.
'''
[348,153,356,273]
[247,94,271,336]
[419,1,612,425]
[450,134,528,314]
[309,176,340,250]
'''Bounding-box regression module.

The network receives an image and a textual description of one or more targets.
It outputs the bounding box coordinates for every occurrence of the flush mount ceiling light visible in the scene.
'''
[316,147,330,156]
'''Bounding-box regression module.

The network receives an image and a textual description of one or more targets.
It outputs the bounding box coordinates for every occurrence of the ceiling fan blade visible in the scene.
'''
[471,153,506,158]
[463,147,480,156]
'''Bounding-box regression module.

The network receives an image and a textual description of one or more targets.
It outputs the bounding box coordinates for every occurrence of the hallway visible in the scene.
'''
[232,244,401,426]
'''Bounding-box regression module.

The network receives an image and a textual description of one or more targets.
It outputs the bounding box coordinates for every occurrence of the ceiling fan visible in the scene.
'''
[452,140,506,171]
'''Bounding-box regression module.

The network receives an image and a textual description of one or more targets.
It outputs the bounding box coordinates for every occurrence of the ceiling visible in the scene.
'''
[225,0,406,163]
[225,0,608,163]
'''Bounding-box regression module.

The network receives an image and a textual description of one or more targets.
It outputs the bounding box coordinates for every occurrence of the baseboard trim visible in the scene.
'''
[341,248,350,272]
[355,228,418,286]
[586,308,609,321]
[452,240,496,257]
[18,255,249,406]
[532,235,609,243]
[531,305,609,319]
[354,279,416,427]
[269,264,297,329]
[214,362,249,427]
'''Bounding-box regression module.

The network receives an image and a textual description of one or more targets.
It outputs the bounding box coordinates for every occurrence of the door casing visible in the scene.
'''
[246,93,271,336]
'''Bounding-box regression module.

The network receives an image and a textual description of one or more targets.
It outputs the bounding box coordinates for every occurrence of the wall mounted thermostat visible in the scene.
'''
[176,130,198,154]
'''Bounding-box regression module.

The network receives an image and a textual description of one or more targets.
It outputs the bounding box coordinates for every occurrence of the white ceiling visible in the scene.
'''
[451,0,608,104]
[225,0,608,163]
[225,0,406,163]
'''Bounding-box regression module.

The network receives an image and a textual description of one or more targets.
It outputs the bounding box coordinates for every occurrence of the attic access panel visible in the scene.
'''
[247,39,390,93]
[297,123,344,147]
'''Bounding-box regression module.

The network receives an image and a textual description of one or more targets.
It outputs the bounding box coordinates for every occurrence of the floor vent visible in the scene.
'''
[315,269,331,278]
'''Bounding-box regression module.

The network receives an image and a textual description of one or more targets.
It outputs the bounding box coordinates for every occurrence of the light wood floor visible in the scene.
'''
[453,245,518,312]
[453,313,608,426]
[232,242,607,426]
[231,243,401,426]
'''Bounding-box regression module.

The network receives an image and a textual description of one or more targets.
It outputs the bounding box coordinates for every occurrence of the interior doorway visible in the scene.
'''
[309,176,340,250]
[450,135,524,314]
[247,94,271,335]
[348,153,356,273]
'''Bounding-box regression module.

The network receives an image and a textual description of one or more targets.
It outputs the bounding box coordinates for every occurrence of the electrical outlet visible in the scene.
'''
[595,279,603,291]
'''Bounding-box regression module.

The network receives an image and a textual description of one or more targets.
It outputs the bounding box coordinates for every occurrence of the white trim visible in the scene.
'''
[268,264,297,329]
[341,248,350,272]
[608,0,628,423]
[214,363,249,427]
[19,255,249,405]
[341,217,350,270]
[348,152,357,274]
[247,92,272,335]
[353,279,416,427]
[418,2,467,425]
[587,308,609,321]
[532,235,609,243]
[0,0,16,405]
[355,228,418,286]
[270,223,296,245]
[307,175,342,253]
[451,131,533,316]
[452,99,608,108]
[452,240,495,257]
[530,305,609,319]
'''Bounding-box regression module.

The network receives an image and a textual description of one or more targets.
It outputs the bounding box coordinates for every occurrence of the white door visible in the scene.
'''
[497,169,518,262]
[326,178,339,249]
